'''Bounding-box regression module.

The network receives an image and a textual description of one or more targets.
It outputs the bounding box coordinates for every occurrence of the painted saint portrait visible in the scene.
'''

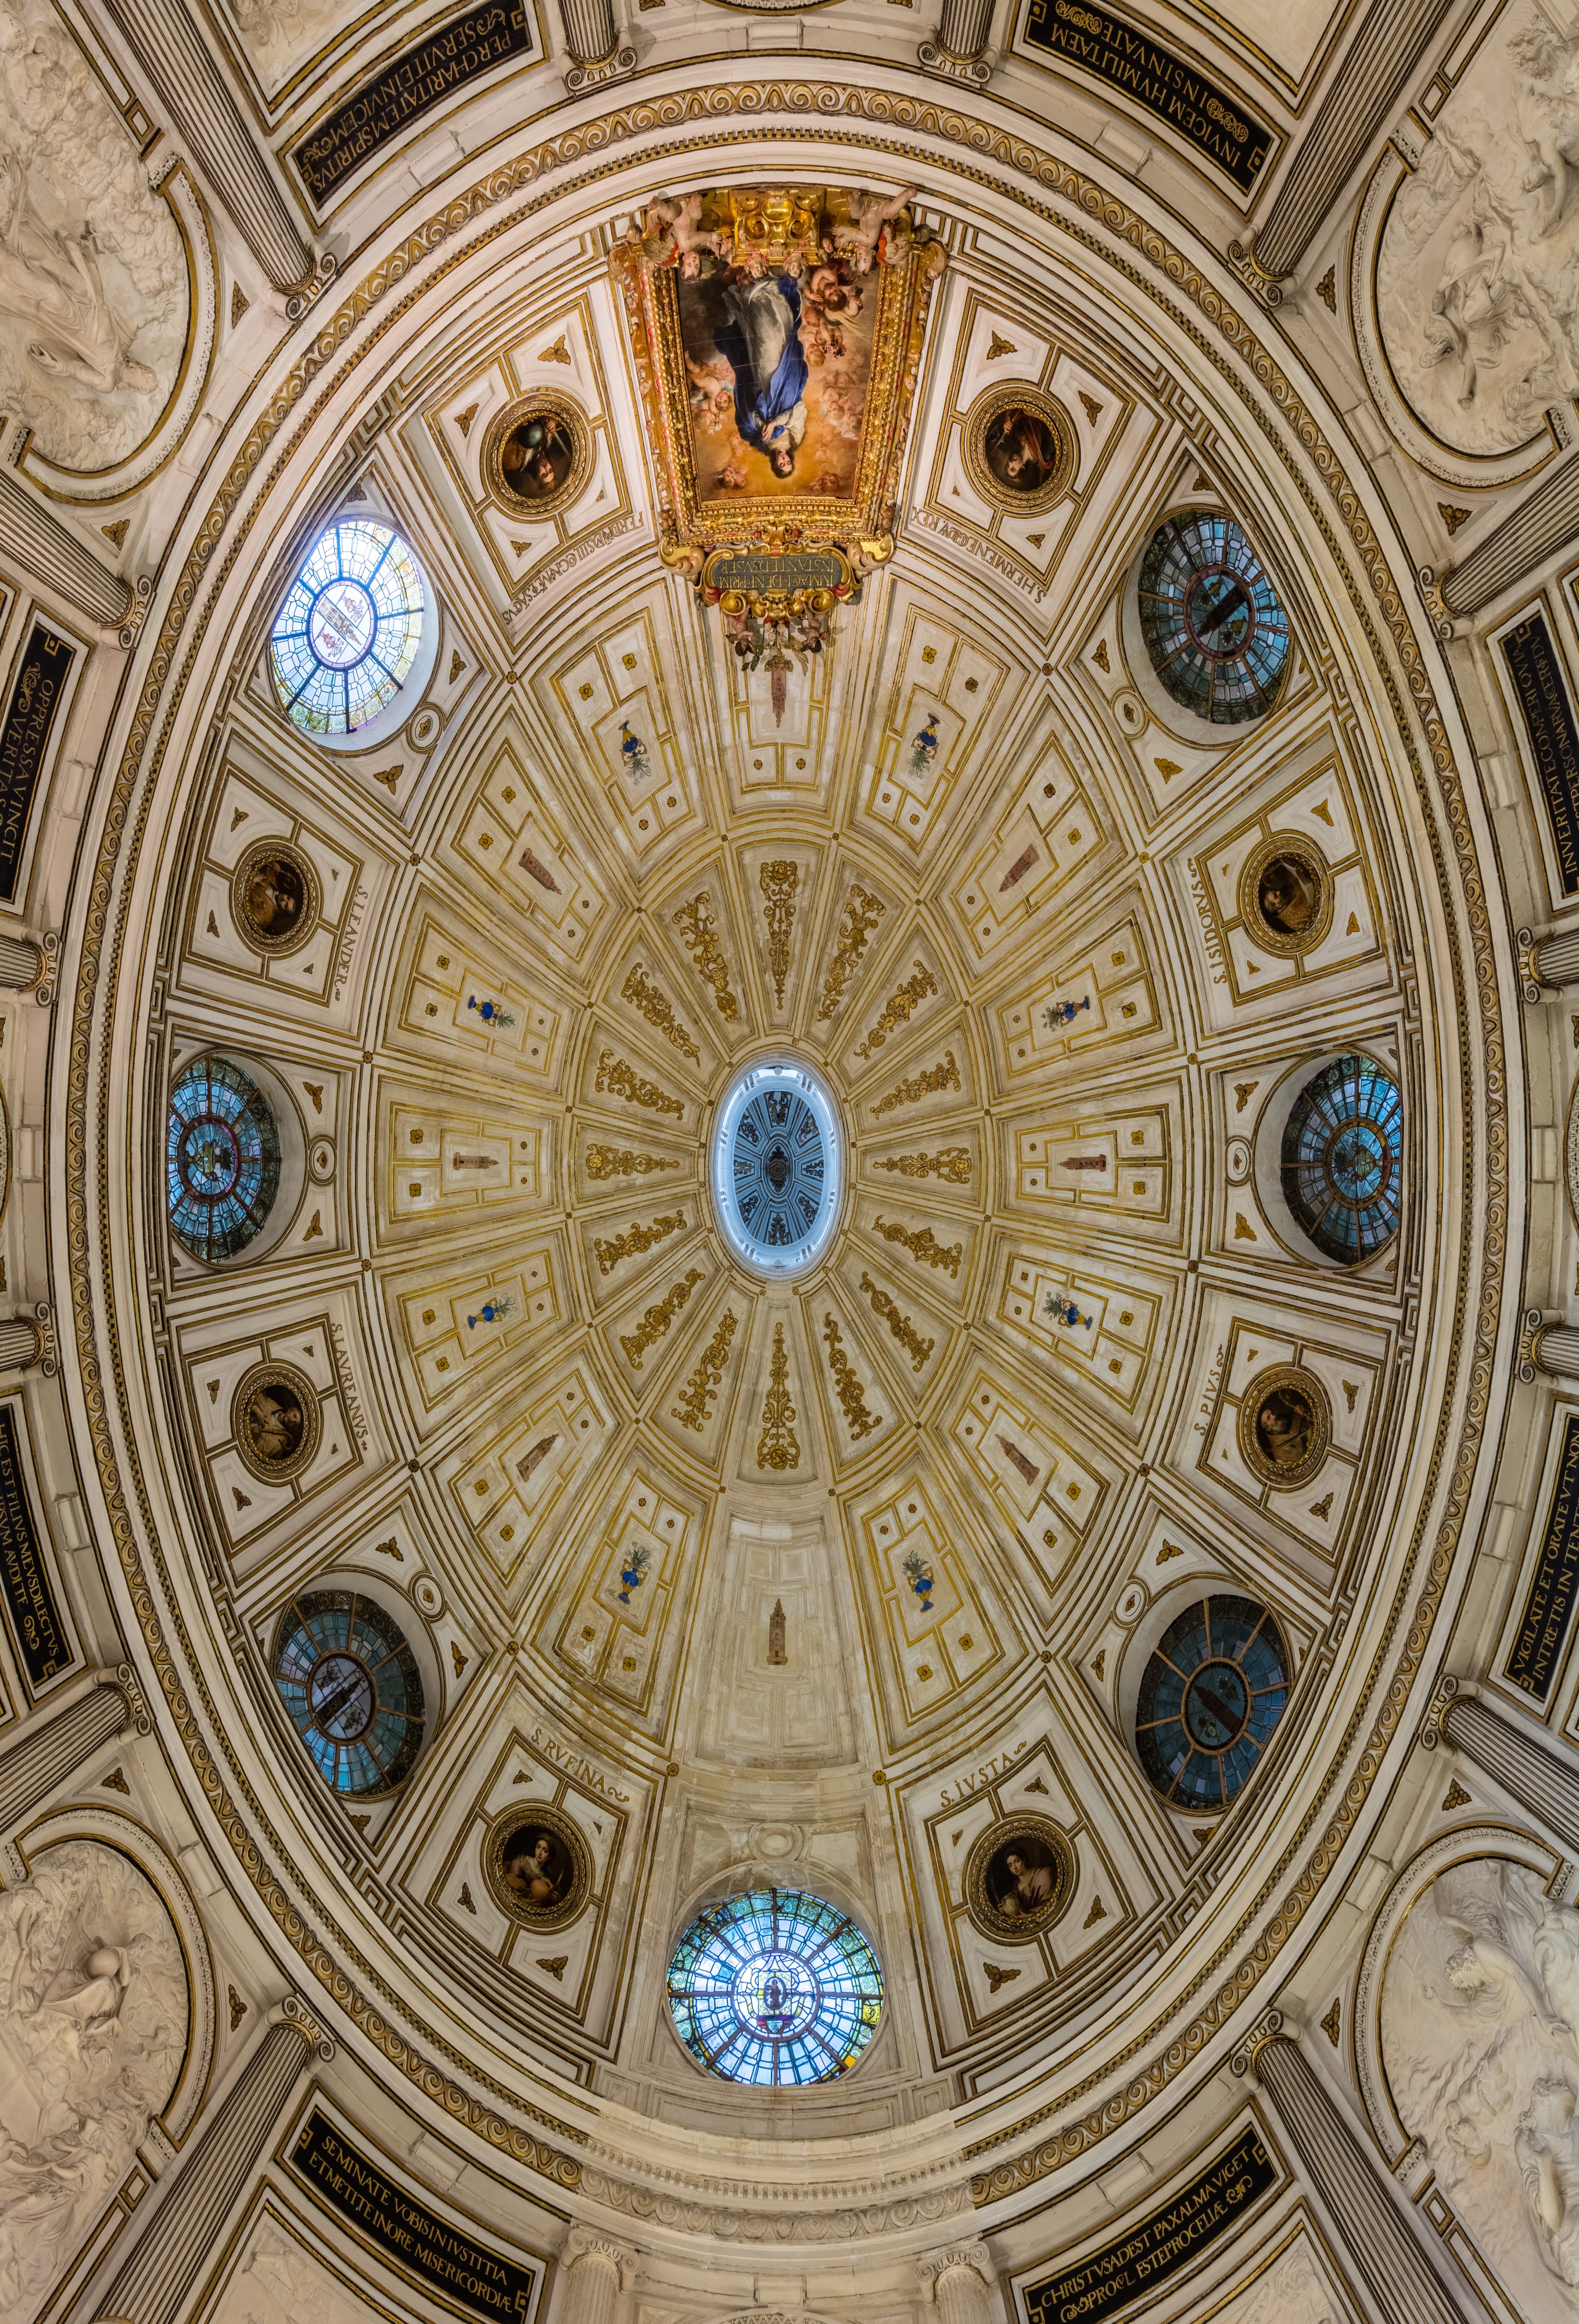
[1241,839,1332,955]
[1238,1367,1330,1488]
[964,1815,1074,1942]
[485,1803,591,1932]
[964,384,1076,513]
[233,1363,320,1480]
[484,396,589,513]
[232,841,318,955]
[613,185,943,543]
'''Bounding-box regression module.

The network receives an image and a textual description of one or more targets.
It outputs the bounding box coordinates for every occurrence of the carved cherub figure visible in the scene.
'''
[830,187,917,274]
[637,192,729,278]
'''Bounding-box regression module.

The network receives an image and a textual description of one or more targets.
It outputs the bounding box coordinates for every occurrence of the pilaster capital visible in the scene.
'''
[564,2226,641,2287]
[1417,1672,1460,1749]
[563,44,636,92]
[103,1662,155,1737]
[1229,2006,1286,2079]
[917,39,992,82]
[918,2240,995,2298]
[271,1992,336,2060]
[1225,234,1286,309]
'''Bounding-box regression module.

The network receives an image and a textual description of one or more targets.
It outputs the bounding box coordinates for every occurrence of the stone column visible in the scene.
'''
[552,2231,638,2324]
[1426,455,1579,627]
[1530,1326,1579,1380]
[94,1999,332,2324]
[1229,0,1457,298]
[1234,2015,1472,2324]
[97,0,321,302]
[0,469,138,636]
[0,1667,150,1832]
[1527,928,1579,990]
[0,937,42,988]
[1425,1679,1579,1842]
[0,1313,48,1372]
[919,0,995,84]
[558,0,635,92]
[918,2241,996,2324]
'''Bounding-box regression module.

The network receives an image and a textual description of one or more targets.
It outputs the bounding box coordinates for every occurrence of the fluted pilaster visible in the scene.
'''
[1528,929,1579,989]
[94,1999,332,2324]
[0,470,135,633]
[918,2241,996,2324]
[1233,0,1458,292]
[558,0,635,88]
[0,1667,149,1831]
[1530,1326,1579,1380]
[920,0,994,82]
[0,1314,46,1372]
[1235,2016,1472,2324]
[98,0,318,297]
[553,2231,639,2324]
[1428,1681,1579,1844]
[1430,456,1579,623]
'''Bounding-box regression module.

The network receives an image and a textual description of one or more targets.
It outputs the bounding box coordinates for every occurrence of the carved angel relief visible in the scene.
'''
[0,1839,188,2319]
[0,1,186,469]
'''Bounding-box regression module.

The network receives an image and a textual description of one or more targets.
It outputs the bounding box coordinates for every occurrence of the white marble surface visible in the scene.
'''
[216,2220,379,2324]
[1215,2236,1346,2324]
[0,1838,188,2322]
[0,0,185,470]
[1376,2,1579,458]
[1380,1856,1579,2313]
[228,0,347,93]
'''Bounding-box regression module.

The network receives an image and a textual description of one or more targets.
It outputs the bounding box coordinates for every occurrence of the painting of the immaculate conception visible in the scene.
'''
[613,185,943,550]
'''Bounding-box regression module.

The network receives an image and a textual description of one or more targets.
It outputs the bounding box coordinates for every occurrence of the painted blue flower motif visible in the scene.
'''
[618,1543,651,1605]
[466,994,514,1027]
[909,708,939,777]
[466,1297,513,1330]
[1042,996,1091,1028]
[619,720,651,781]
[902,1549,934,1612]
[1045,1292,1092,1329]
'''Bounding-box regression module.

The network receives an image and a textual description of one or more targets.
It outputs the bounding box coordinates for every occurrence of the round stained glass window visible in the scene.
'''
[710,1061,841,1277]
[272,1589,424,1797]
[1136,1595,1290,1812]
[667,1889,882,2086]
[1137,511,1290,723]
[269,519,425,736]
[167,1056,281,1263]
[1281,1053,1402,1264]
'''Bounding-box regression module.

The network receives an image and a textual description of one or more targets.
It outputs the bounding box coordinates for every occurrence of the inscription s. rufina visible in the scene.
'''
[292,2,534,204]
[0,625,75,905]
[1505,608,1579,898]
[1507,1412,1579,1700]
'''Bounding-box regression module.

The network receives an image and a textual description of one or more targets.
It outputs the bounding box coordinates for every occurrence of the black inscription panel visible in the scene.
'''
[293,2,534,203]
[1022,0,1273,192]
[0,625,75,905]
[1508,1412,1579,1700]
[1023,2125,1277,2323]
[1505,609,1579,897]
[290,2107,539,2319]
[0,1406,71,1687]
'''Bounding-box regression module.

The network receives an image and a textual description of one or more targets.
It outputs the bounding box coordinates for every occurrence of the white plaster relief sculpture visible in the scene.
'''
[216,2219,378,2324]
[1214,2237,1346,2324]
[1380,1855,1579,2312]
[0,1838,188,2322]
[1376,2,1579,457]
[228,0,349,92]
[0,0,184,468]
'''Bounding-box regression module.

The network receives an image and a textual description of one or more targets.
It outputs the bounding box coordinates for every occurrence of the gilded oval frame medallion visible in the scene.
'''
[482,393,593,517]
[1237,833,1334,957]
[231,1360,322,1482]
[963,384,1078,515]
[231,838,322,957]
[964,1814,1076,1943]
[1237,1364,1332,1489]
[485,1802,593,1934]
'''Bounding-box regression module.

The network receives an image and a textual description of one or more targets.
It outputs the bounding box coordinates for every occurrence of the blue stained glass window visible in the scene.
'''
[268,519,424,736]
[1281,1053,1402,1264]
[1136,1595,1290,1812]
[272,1590,424,1796]
[1137,511,1290,723]
[667,1890,882,2086]
[167,1056,281,1263]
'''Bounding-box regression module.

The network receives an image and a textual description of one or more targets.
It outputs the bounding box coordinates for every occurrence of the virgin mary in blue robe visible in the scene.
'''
[714,274,809,474]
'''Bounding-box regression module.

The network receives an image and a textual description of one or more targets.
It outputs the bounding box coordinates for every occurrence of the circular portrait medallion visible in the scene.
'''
[231,1361,321,1482]
[964,386,1077,514]
[964,1814,1076,1943]
[1237,1365,1332,1489]
[231,839,321,957]
[1237,835,1333,957]
[483,395,591,514]
[485,1803,592,1933]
